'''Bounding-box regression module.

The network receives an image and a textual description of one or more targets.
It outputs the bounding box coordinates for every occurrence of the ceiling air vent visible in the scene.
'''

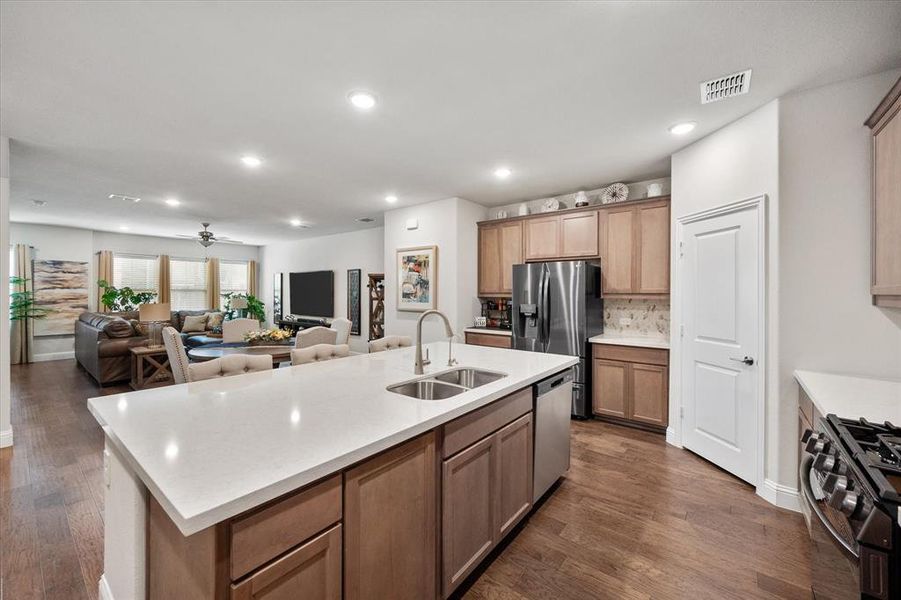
[356,217,376,223]
[700,69,752,104]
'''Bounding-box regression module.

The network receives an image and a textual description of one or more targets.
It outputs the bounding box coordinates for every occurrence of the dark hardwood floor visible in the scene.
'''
[1,359,815,600]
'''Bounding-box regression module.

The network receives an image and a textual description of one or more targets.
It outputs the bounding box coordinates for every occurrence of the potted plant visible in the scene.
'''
[97,280,157,312]
[9,276,50,322]
[223,292,265,322]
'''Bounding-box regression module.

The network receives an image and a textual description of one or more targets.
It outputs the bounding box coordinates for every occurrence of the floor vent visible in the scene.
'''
[700,69,752,104]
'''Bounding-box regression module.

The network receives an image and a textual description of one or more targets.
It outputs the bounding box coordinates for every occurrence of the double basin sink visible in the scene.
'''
[387,367,507,400]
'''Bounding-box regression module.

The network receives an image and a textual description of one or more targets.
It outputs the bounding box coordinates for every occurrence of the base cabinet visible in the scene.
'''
[592,345,669,431]
[465,331,513,349]
[441,413,533,597]
[231,525,342,600]
[344,432,437,600]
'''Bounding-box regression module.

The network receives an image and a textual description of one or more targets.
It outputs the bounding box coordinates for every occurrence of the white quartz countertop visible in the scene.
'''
[588,333,670,350]
[88,342,576,536]
[464,327,512,336]
[794,370,901,424]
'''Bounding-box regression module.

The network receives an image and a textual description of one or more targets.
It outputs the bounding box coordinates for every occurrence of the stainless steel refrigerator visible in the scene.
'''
[512,261,603,418]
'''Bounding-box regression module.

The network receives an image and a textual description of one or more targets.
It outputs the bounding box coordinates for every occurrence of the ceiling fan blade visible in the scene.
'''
[175,234,197,238]
[216,239,246,245]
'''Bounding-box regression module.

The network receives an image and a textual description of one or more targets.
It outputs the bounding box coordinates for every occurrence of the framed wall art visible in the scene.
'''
[347,268,361,335]
[396,245,437,312]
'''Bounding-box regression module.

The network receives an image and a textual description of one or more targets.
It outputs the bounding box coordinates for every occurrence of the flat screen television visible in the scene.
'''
[288,270,334,318]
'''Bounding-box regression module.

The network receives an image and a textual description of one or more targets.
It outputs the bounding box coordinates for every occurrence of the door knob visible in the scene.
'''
[729,356,755,366]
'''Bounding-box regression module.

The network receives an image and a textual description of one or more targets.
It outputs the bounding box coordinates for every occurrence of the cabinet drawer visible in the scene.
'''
[442,388,532,458]
[592,344,668,366]
[230,474,342,580]
[465,332,512,349]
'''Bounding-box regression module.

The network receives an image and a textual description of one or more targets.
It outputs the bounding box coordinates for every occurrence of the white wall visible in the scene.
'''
[1,136,12,447]
[8,222,261,360]
[383,197,487,344]
[777,70,901,485]
[670,100,781,497]
[259,228,384,354]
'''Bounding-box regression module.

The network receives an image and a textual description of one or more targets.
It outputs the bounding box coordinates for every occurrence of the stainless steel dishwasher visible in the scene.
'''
[533,370,573,502]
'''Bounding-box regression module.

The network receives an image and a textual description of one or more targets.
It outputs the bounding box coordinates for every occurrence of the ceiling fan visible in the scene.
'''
[176,223,244,247]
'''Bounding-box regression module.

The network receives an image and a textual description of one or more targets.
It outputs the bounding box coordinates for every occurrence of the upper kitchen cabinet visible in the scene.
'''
[478,221,523,296]
[598,197,670,296]
[866,77,901,308]
[523,215,562,260]
[560,210,599,258]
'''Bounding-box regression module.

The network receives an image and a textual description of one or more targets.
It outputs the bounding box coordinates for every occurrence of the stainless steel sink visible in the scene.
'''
[432,367,506,389]
[387,367,507,400]
[386,379,467,400]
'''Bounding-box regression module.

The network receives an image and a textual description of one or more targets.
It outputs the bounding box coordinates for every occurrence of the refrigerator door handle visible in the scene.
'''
[541,268,550,342]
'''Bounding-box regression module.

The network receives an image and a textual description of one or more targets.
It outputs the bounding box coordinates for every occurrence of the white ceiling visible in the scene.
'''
[2,1,900,245]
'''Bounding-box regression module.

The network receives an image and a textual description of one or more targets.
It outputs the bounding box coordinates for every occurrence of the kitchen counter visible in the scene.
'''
[794,370,901,424]
[589,333,670,350]
[89,342,576,536]
[464,326,512,336]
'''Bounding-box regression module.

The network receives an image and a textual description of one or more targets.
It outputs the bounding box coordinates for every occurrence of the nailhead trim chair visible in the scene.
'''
[290,343,350,365]
[330,318,352,346]
[368,335,413,353]
[222,318,260,343]
[295,326,338,348]
[162,326,271,383]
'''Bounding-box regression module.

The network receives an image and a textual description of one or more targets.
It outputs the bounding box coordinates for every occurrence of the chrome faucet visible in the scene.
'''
[414,309,456,374]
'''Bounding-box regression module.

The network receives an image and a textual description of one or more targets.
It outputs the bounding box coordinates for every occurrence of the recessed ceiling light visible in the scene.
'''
[289,218,302,227]
[385,195,398,204]
[119,225,130,231]
[241,155,262,168]
[165,198,180,207]
[109,193,141,203]
[348,90,377,110]
[668,121,697,135]
[493,167,512,180]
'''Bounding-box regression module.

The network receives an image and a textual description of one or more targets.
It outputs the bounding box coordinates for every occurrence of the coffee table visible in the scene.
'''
[187,345,294,365]
[130,345,173,390]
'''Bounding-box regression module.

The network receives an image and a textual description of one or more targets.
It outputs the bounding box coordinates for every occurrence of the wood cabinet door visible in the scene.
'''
[441,435,497,598]
[599,207,635,293]
[629,364,668,428]
[499,221,523,293]
[560,210,599,257]
[495,413,533,539]
[873,102,901,298]
[344,433,437,600]
[478,225,501,295]
[231,525,342,600]
[636,202,670,294]
[592,359,629,419]
[465,332,512,349]
[524,215,561,260]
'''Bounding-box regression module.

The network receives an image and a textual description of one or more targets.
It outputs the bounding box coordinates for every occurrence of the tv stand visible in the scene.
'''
[278,315,329,334]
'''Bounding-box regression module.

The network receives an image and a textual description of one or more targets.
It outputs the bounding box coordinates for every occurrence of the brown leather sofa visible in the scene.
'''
[74,309,215,385]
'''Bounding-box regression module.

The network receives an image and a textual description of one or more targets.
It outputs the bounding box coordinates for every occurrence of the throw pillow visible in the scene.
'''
[128,319,149,337]
[102,317,135,338]
[205,311,224,330]
[181,314,208,333]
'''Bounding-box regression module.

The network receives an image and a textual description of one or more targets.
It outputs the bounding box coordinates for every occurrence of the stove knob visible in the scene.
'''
[822,473,848,495]
[813,453,836,472]
[828,489,860,517]
[801,429,817,443]
[805,436,830,455]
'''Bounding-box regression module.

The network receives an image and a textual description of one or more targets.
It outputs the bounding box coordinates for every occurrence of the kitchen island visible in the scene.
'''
[89,341,576,600]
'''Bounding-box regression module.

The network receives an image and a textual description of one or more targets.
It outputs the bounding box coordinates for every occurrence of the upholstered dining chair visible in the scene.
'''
[162,326,271,383]
[368,335,413,353]
[295,326,338,348]
[290,343,350,365]
[222,318,260,343]
[329,318,352,346]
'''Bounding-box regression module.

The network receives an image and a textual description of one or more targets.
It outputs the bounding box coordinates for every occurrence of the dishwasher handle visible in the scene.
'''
[535,370,574,396]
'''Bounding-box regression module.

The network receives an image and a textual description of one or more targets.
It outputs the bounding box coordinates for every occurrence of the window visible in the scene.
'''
[113,253,158,294]
[219,260,249,309]
[170,258,208,310]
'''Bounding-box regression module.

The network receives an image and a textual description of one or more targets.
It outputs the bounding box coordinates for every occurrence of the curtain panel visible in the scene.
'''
[248,260,258,297]
[157,255,171,304]
[96,250,113,312]
[10,244,34,364]
[206,258,220,310]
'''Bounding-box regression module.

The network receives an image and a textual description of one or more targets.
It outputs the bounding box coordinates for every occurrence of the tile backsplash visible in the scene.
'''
[603,298,670,337]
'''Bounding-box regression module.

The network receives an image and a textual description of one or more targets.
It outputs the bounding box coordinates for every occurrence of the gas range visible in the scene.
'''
[801,416,900,600]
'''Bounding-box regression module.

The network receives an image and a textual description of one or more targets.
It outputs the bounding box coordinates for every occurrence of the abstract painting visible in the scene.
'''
[396,245,437,312]
[347,268,361,335]
[32,260,89,336]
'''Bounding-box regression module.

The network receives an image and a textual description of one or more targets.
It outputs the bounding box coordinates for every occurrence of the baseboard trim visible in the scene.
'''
[32,351,75,362]
[98,575,114,600]
[0,428,13,448]
[757,478,801,512]
[665,426,682,448]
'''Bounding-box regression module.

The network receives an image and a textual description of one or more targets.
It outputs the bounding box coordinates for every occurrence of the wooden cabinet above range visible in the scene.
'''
[478,196,670,298]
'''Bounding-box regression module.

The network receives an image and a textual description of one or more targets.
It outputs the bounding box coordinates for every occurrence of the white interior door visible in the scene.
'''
[681,203,761,484]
